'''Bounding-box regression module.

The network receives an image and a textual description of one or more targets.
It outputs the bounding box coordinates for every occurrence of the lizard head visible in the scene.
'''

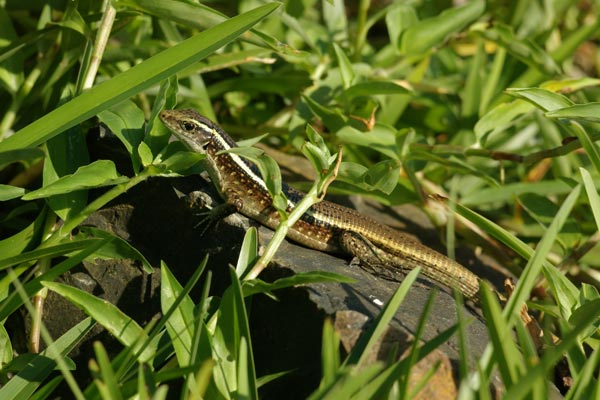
[159,109,218,153]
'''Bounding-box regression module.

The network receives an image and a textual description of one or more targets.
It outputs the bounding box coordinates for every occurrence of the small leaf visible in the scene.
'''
[363,160,401,194]
[333,43,354,90]
[301,142,330,176]
[506,87,573,112]
[302,95,347,132]
[386,5,417,50]
[546,103,600,123]
[336,124,399,159]
[224,146,283,209]
[22,160,127,200]
[138,141,154,168]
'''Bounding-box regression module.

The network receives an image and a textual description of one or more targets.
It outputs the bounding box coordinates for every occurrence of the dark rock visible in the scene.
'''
[15,173,503,398]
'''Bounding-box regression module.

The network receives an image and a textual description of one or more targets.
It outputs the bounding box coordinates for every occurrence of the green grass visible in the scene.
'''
[2,0,600,398]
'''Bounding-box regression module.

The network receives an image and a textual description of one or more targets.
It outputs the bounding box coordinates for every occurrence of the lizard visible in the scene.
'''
[159,109,482,300]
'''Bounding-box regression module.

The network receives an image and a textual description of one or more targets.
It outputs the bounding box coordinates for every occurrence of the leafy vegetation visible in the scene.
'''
[1,0,600,398]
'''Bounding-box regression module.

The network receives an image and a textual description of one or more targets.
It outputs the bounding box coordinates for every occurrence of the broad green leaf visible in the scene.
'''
[138,141,153,168]
[161,263,195,366]
[22,160,126,200]
[546,103,600,123]
[146,76,179,154]
[0,184,25,201]
[0,3,280,152]
[304,124,329,156]
[236,227,258,278]
[336,124,399,160]
[42,281,156,362]
[43,122,89,220]
[97,100,146,171]
[506,87,573,112]
[399,0,484,55]
[213,268,257,398]
[336,160,400,195]
[363,160,401,195]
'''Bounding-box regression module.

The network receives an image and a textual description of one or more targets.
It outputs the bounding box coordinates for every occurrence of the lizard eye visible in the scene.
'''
[181,121,196,132]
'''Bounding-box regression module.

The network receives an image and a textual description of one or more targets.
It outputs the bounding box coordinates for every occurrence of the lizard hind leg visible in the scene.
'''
[339,231,408,282]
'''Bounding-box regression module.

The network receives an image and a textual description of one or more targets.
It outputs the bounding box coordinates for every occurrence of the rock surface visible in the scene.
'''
[14,171,505,398]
